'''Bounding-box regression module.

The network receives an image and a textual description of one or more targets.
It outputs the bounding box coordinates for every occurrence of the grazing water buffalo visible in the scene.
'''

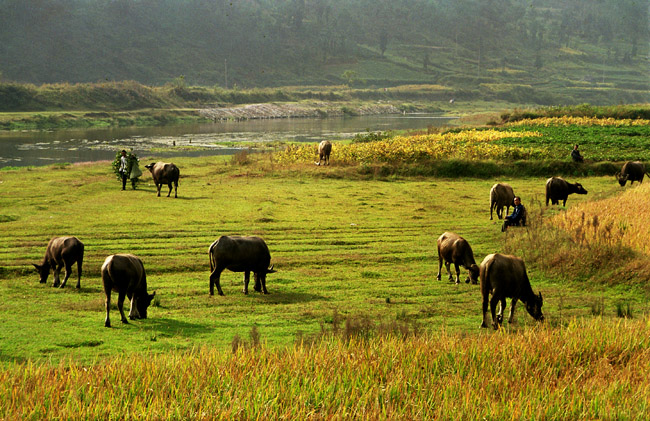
[101,254,155,327]
[436,232,480,284]
[479,253,544,329]
[316,140,332,166]
[545,177,587,206]
[33,236,84,288]
[489,183,515,220]
[616,161,648,186]
[208,235,276,296]
[144,162,180,198]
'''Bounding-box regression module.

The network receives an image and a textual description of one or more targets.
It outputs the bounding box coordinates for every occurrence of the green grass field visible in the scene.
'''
[1,118,650,417]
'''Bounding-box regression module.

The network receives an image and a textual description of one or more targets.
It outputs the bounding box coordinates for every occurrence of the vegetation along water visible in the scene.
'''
[1,105,649,418]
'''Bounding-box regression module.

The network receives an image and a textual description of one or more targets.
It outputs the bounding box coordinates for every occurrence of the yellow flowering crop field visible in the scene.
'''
[276,129,548,164]
[506,116,650,127]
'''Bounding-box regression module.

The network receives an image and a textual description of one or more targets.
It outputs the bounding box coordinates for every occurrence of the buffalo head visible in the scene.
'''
[32,263,51,283]
[525,292,544,322]
[572,183,588,195]
[616,172,629,187]
[467,264,480,285]
[136,291,156,319]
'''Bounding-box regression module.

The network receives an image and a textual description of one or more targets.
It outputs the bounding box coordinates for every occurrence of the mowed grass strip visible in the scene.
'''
[1,156,645,365]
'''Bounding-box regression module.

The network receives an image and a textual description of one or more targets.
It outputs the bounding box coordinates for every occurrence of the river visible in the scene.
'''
[0,113,457,168]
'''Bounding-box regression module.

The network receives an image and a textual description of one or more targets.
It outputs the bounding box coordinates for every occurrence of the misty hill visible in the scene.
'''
[0,0,648,105]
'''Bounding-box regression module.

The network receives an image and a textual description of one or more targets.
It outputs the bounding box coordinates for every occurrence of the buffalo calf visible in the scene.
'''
[33,236,84,288]
[436,232,479,284]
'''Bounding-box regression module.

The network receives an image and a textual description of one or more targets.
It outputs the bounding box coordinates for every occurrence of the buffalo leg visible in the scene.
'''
[444,262,454,282]
[253,273,262,292]
[243,271,250,294]
[453,263,461,284]
[173,181,178,198]
[496,298,506,325]
[117,291,129,324]
[59,262,73,288]
[436,255,443,281]
[508,298,518,324]
[76,261,82,289]
[156,183,162,197]
[167,182,172,197]
[52,263,62,287]
[104,292,112,327]
[260,274,269,294]
[480,293,490,328]
[209,266,225,296]
[490,294,501,329]
[129,296,140,320]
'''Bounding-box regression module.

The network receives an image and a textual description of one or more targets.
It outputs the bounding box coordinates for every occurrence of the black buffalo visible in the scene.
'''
[545,177,588,206]
[144,162,180,198]
[479,253,544,329]
[101,254,155,327]
[436,232,480,284]
[616,161,648,186]
[33,236,84,288]
[208,235,276,296]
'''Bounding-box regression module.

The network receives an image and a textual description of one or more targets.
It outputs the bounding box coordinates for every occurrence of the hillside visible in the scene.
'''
[0,0,648,106]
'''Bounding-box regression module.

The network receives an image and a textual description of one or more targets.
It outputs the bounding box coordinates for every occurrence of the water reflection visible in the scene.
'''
[0,114,456,167]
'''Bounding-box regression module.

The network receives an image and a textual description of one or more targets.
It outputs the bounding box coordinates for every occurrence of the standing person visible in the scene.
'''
[502,196,526,232]
[119,150,129,190]
[571,144,584,162]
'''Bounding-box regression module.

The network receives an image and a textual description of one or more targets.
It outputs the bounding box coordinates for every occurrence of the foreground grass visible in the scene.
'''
[1,318,648,419]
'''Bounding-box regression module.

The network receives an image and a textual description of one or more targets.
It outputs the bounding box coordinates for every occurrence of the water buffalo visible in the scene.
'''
[616,161,648,186]
[144,162,180,198]
[101,254,155,327]
[545,177,587,206]
[316,140,332,166]
[479,253,544,329]
[33,236,84,288]
[208,235,276,296]
[436,232,479,284]
[489,183,515,220]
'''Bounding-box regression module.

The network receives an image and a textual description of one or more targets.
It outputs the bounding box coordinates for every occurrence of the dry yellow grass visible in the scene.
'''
[554,183,650,255]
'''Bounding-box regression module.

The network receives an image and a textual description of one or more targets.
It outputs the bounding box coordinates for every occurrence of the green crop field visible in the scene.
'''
[1,115,650,418]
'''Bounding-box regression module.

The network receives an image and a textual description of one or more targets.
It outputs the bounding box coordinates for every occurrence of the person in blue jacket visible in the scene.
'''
[502,196,526,232]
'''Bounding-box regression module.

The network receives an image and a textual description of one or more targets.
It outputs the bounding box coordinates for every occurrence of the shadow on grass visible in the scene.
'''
[145,317,213,337]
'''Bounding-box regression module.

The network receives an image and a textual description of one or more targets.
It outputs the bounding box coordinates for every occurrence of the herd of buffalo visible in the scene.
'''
[31,159,647,329]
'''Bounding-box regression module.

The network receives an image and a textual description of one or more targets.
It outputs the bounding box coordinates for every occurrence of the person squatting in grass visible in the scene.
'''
[502,196,526,232]
[571,144,584,163]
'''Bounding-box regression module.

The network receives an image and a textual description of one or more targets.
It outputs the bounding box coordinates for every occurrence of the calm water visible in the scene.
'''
[0,114,456,168]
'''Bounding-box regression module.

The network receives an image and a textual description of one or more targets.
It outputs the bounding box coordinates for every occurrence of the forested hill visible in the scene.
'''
[0,0,648,105]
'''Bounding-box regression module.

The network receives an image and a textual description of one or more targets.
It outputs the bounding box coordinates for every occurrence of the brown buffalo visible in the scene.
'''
[316,140,332,166]
[479,253,544,329]
[101,254,155,327]
[489,183,515,220]
[208,235,276,296]
[616,161,648,186]
[545,177,587,206]
[144,162,180,198]
[33,236,84,288]
[436,232,480,284]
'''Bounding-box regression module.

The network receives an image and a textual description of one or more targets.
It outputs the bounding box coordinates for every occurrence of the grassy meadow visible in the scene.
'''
[1,114,650,418]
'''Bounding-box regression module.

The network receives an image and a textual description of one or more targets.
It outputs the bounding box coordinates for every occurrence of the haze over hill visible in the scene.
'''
[0,0,648,105]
